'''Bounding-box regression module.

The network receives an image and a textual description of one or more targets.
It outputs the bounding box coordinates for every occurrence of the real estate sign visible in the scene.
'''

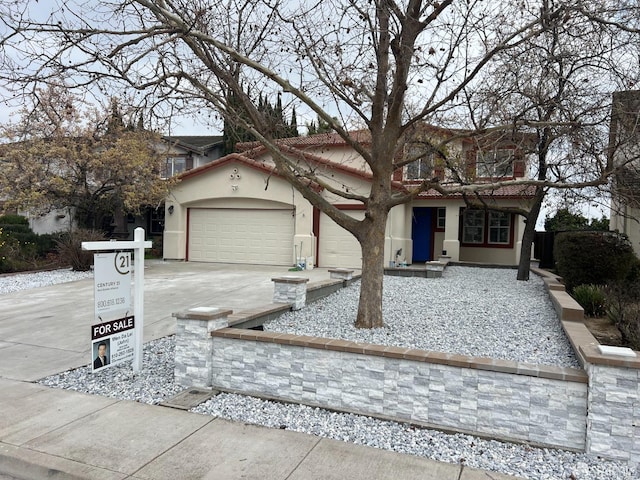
[94,252,132,320]
[91,252,134,372]
[91,316,135,371]
[83,228,151,373]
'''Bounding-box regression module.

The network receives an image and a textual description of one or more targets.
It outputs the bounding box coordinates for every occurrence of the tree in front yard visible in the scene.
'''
[0,1,638,327]
[0,87,172,231]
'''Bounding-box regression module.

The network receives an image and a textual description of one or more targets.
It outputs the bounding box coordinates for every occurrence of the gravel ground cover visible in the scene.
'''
[266,266,580,368]
[22,267,639,479]
[0,268,93,294]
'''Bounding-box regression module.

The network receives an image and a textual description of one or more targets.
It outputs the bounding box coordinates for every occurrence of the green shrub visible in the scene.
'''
[0,214,29,225]
[554,231,640,292]
[604,281,640,350]
[55,229,106,271]
[0,221,40,272]
[572,284,607,317]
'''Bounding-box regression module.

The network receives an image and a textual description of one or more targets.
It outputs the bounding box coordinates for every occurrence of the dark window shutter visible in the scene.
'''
[513,156,525,177]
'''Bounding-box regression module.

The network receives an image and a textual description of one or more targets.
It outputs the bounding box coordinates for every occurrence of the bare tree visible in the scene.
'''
[0,0,636,327]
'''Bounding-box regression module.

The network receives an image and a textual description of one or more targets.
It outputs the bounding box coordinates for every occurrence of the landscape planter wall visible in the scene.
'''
[174,267,640,466]
[209,328,588,451]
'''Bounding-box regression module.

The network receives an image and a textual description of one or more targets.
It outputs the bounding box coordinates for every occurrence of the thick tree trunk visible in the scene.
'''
[354,210,388,329]
[517,191,544,281]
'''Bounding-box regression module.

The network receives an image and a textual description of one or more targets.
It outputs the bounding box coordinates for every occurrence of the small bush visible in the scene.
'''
[56,229,106,271]
[0,214,29,225]
[554,231,640,292]
[604,281,640,350]
[572,284,607,317]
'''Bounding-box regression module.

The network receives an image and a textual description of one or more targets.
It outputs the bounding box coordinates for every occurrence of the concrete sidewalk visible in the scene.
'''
[0,261,523,479]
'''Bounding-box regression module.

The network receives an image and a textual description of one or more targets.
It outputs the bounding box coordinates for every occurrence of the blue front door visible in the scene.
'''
[412,207,432,262]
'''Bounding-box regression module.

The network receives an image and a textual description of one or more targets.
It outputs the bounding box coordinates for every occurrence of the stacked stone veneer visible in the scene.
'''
[173,269,640,466]
[209,330,587,449]
[173,307,231,388]
[535,267,640,466]
[581,344,640,465]
[272,276,309,310]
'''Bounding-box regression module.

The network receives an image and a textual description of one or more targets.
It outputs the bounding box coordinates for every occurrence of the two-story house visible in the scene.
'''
[162,127,535,268]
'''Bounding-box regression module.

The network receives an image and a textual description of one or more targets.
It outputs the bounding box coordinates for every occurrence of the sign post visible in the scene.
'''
[83,227,151,372]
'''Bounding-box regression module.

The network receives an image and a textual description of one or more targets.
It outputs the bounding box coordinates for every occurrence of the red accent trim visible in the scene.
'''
[313,207,320,265]
[185,208,191,260]
[430,209,437,260]
[333,204,366,210]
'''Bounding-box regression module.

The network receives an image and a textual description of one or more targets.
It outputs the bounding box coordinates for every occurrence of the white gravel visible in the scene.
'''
[21,267,639,479]
[0,268,93,294]
[266,266,579,368]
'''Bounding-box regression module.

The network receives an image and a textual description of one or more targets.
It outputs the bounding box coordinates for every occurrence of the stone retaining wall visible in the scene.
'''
[174,267,640,466]
[210,328,588,450]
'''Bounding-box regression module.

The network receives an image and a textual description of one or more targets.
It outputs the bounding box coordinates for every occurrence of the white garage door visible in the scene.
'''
[318,211,363,268]
[188,208,294,265]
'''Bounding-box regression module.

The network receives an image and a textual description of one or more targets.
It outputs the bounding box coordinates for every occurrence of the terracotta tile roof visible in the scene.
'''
[236,130,371,151]
[417,184,537,199]
[178,153,276,180]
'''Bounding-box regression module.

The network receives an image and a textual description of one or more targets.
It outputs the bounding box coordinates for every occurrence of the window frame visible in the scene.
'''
[149,207,165,235]
[487,211,511,245]
[475,149,514,178]
[163,156,187,178]
[461,209,485,244]
[460,209,514,248]
[435,207,446,231]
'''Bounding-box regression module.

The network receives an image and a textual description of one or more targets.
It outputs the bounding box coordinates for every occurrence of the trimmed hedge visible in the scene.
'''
[554,231,640,292]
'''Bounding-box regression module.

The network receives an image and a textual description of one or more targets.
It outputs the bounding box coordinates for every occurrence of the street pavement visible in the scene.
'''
[0,260,522,479]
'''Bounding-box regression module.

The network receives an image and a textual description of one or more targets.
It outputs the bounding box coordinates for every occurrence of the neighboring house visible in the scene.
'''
[160,135,225,178]
[609,90,640,257]
[139,135,224,239]
[163,127,536,268]
[4,135,224,238]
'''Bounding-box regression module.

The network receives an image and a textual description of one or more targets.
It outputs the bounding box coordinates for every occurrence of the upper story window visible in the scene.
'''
[406,157,433,180]
[163,156,187,178]
[476,149,514,178]
[404,143,434,180]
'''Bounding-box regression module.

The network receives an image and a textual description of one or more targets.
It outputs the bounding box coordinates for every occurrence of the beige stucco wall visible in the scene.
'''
[163,160,409,266]
[611,204,640,257]
[304,145,369,173]
[458,204,526,266]
[164,160,314,261]
[164,156,532,267]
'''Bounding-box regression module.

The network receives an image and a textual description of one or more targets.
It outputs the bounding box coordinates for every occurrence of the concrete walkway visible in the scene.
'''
[0,261,522,479]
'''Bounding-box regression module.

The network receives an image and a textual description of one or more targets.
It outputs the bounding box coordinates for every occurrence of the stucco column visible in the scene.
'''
[442,205,460,262]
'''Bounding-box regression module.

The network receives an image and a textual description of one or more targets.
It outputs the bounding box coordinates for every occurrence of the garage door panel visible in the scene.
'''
[318,211,363,269]
[188,208,293,265]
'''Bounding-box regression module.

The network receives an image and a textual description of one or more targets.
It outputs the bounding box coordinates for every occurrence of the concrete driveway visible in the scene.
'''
[0,261,335,382]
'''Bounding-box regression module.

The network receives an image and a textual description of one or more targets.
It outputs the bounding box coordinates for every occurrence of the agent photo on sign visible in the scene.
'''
[92,339,110,370]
